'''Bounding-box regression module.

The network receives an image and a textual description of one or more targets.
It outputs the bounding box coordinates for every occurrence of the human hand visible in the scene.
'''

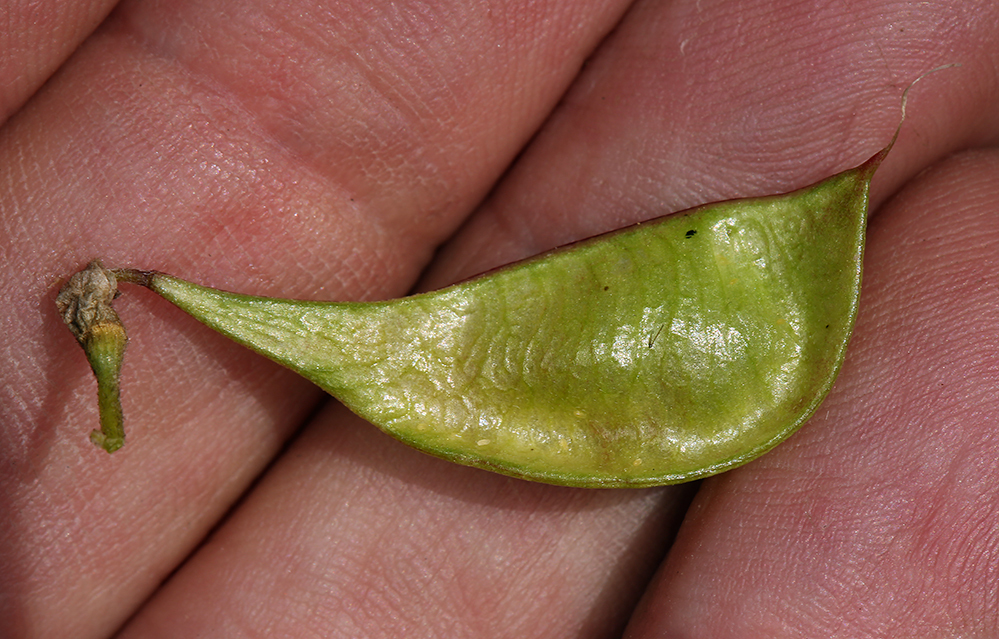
[2,1,997,637]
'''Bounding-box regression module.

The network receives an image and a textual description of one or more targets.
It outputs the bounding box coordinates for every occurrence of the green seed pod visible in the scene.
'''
[136,150,881,486]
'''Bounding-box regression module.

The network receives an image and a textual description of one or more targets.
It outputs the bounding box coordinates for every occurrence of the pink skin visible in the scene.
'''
[2,0,998,637]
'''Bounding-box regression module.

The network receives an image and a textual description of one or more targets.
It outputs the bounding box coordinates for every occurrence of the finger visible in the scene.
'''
[420,0,997,289]
[120,407,693,638]
[626,147,999,637]
[0,0,120,123]
[0,0,633,636]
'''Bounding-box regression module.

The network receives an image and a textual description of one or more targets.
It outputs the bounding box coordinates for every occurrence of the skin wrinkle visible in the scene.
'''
[910,442,999,618]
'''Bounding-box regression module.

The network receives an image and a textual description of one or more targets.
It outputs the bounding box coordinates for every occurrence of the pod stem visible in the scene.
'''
[56,260,130,453]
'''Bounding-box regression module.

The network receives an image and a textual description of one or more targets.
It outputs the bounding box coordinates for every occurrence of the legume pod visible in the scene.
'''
[102,145,884,487]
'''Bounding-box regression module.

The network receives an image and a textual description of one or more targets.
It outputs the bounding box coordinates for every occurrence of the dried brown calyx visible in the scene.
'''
[56,260,128,452]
